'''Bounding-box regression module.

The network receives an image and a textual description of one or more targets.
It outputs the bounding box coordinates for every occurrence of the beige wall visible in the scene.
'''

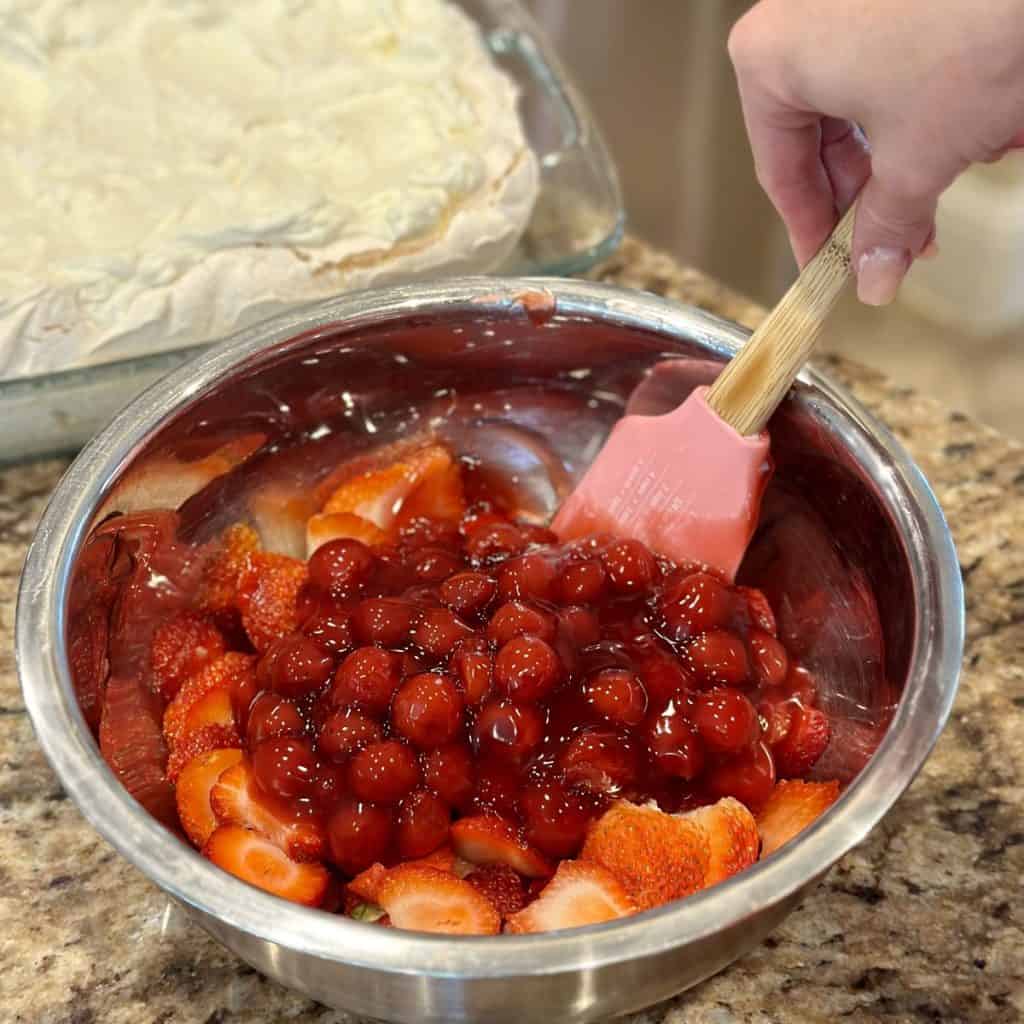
[527,0,794,305]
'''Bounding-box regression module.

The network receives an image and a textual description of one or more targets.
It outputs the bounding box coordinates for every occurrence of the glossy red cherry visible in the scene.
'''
[312,761,347,809]
[519,523,558,546]
[448,638,494,706]
[396,788,451,859]
[327,798,393,875]
[465,522,526,563]
[308,538,375,596]
[245,692,306,748]
[474,700,544,763]
[407,546,463,584]
[486,601,555,646]
[646,706,705,779]
[229,666,262,731]
[472,758,522,818]
[252,736,319,799]
[686,629,749,687]
[398,516,461,551]
[318,708,383,762]
[660,572,734,640]
[497,553,558,603]
[411,607,474,658]
[557,559,608,604]
[302,600,356,654]
[423,742,476,810]
[602,539,658,594]
[348,740,421,804]
[440,571,496,619]
[637,654,696,705]
[267,634,335,699]
[391,673,464,749]
[706,741,776,810]
[520,780,597,858]
[749,629,789,687]
[693,687,759,754]
[351,597,416,648]
[556,606,601,649]
[581,668,648,726]
[494,636,562,703]
[737,586,777,635]
[558,729,640,795]
[329,646,402,715]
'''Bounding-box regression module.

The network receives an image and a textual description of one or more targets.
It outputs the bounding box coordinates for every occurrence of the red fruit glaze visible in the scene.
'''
[474,701,544,763]
[558,730,640,795]
[520,780,598,858]
[267,634,335,699]
[245,692,305,748]
[308,538,375,596]
[707,741,776,810]
[348,740,421,804]
[494,636,562,703]
[391,673,464,748]
[396,788,451,859]
[581,669,647,726]
[498,554,558,603]
[602,540,658,594]
[412,607,474,658]
[646,707,705,780]
[749,629,789,687]
[327,798,393,876]
[692,687,759,754]
[423,742,476,809]
[440,572,496,619]
[686,629,749,687]
[660,572,734,640]
[558,559,608,604]
[448,640,493,706]
[252,736,319,799]
[330,647,402,715]
[486,602,555,646]
[318,708,383,762]
[352,598,416,648]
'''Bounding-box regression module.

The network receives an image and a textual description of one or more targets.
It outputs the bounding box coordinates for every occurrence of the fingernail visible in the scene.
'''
[857,247,910,306]
[919,239,940,260]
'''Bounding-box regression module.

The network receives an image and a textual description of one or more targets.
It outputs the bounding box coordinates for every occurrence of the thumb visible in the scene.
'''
[851,161,949,306]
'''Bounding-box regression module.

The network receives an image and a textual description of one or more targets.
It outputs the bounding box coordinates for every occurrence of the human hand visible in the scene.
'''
[728,0,1024,304]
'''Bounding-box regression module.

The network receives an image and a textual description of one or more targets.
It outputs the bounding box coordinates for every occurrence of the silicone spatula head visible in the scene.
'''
[553,204,857,579]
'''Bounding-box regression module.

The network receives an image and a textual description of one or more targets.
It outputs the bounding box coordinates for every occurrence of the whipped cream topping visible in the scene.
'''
[0,0,538,378]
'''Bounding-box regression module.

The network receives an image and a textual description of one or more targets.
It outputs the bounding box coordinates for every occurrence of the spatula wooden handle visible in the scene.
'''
[706,203,856,436]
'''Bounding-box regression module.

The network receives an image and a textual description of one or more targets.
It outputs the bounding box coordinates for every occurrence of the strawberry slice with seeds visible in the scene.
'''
[163,652,255,749]
[307,512,388,558]
[151,611,226,702]
[682,797,760,885]
[197,523,261,621]
[348,845,459,905]
[450,815,554,878]
[505,860,635,934]
[757,779,840,857]
[465,863,527,920]
[203,825,330,907]
[211,759,327,862]
[580,800,710,910]
[175,747,244,847]
[166,687,241,781]
[236,552,309,652]
[376,864,501,935]
[772,705,831,778]
[248,484,317,560]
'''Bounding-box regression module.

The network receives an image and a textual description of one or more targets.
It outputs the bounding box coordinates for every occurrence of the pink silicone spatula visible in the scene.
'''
[553,204,856,581]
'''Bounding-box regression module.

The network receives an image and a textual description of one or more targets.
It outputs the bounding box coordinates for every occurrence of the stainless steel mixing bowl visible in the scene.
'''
[17,279,963,1023]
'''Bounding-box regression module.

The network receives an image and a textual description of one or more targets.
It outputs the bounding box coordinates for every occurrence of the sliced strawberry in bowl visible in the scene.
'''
[211,759,327,862]
[307,513,387,557]
[757,779,840,857]
[236,552,309,652]
[505,860,636,934]
[465,863,527,920]
[151,611,226,702]
[203,825,330,907]
[197,523,261,622]
[681,797,760,885]
[450,815,553,878]
[162,652,256,750]
[771,704,831,778]
[175,747,245,847]
[375,864,501,935]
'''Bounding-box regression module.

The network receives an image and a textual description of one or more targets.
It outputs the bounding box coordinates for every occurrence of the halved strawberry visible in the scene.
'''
[450,815,553,878]
[348,845,460,905]
[249,485,317,560]
[465,863,527,920]
[166,722,242,783]
[211,759,327,862]
[772,705,831,778]
[163,652,255,749]
[376,864,501,935]
[504,860,635,934]
[396,456,466,526]
[307,512,388,558]
[151,611,226,702]
[203,825,330,907]
[197,523,261,620]
[236,552,309,652]
[682,797,760,885]
[175,747,245,847]
[580,801,710,911]
[757,779,840,857]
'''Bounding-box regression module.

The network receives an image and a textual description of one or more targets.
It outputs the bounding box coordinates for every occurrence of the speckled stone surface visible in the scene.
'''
[2,238,1022,1024]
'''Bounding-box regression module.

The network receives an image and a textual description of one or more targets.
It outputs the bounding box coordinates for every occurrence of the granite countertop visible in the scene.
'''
[2,237,1022,1024]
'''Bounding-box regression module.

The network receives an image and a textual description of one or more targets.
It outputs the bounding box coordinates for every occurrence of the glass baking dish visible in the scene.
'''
[0,0,623,464]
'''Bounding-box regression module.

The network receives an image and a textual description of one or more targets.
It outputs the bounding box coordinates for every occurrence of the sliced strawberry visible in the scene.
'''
[236,552,309,652]
[163,652,255,749]
[249,485,317,560]
[465,863,527,920]
[757,779,840,857]
[151,611,226,702]
[347,845,459,905]
[682,797,760,885]
[203,825,330,907]
[175,747,245,847]
[197,523,261,620]
[211,759,327,862]
[505,860,635,934]
[736,586,777,635]
[166,722,242,783]
[580,800,710,911]
[376,864,501,935]
[450,815,554,878]
[396,456,466,526]
[99,674,177,829]
[307,512,388,558]
[772,705,831,778]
